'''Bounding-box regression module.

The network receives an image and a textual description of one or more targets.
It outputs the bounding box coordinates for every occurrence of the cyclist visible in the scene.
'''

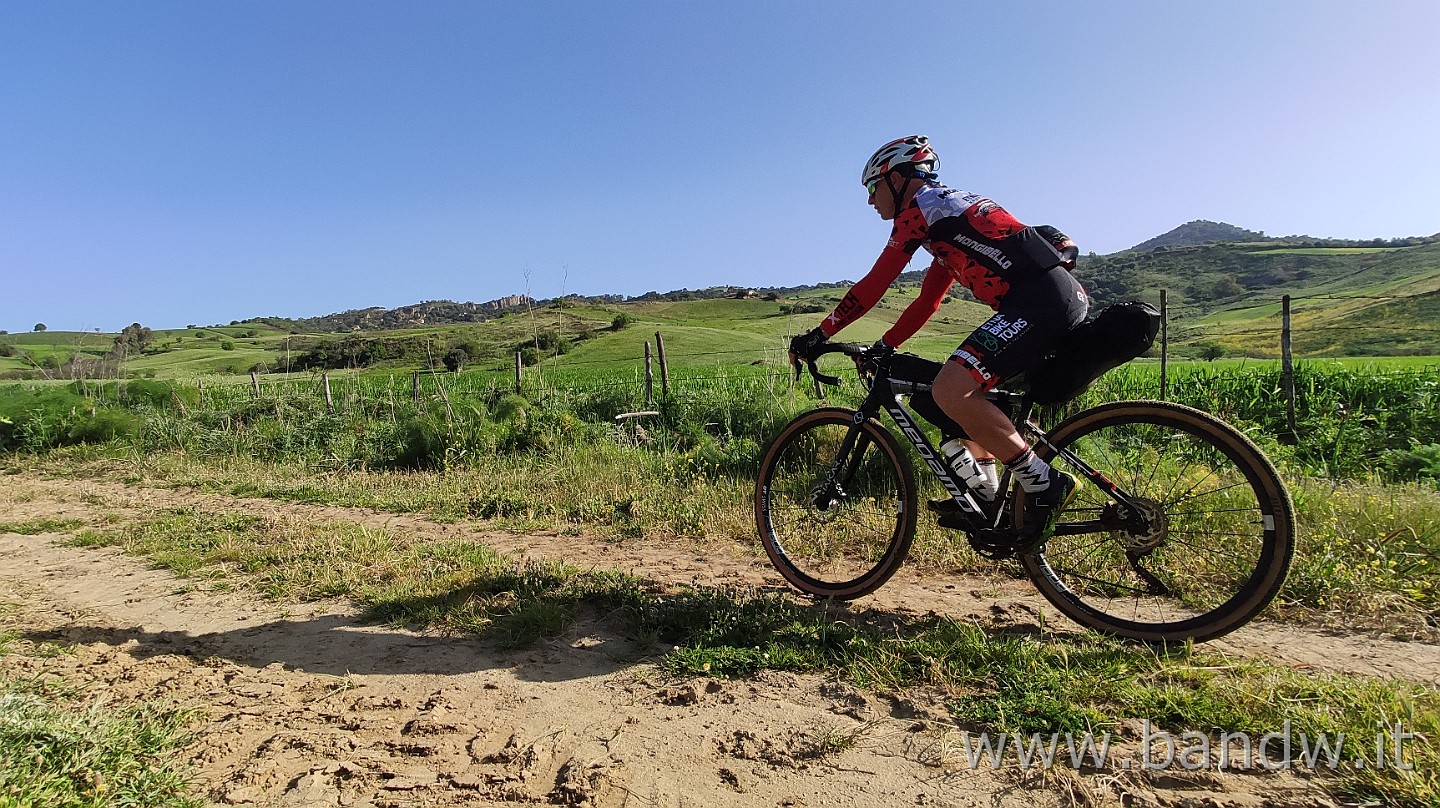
[788,135,1088,550]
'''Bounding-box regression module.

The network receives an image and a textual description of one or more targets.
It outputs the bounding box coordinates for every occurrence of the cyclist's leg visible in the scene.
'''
[933,269,1088,542]
[931,362,1025,458]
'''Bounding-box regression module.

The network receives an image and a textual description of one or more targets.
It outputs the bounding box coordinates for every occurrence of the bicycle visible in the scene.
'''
[754,343,1295,643]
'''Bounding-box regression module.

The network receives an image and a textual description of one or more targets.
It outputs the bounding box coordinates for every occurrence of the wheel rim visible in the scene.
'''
[1028,412,1283,635]
[761,418,908,593]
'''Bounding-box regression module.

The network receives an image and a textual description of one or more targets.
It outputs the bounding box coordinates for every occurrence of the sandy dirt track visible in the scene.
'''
[4,473,1426,806]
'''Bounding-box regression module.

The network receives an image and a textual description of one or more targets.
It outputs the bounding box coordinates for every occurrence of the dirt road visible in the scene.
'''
[3,473,1425,806]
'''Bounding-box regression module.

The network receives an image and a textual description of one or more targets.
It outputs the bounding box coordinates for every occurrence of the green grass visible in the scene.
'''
[53,505,1440,806]
[0,601,201,808]
[0,519,84,536]
[0,685,201,808]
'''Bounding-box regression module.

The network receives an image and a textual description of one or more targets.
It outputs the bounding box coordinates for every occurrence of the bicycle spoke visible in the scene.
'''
[757,410,916,599]
[1022,402,1293,642]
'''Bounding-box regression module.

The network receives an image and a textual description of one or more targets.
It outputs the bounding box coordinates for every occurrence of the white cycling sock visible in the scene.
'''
[1007,447,1052,492]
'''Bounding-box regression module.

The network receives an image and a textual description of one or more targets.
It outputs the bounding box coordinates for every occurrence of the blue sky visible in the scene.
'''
[3,1,1438,332]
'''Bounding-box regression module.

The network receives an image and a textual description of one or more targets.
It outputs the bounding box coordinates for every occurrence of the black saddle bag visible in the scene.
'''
[1024,301,1161,405]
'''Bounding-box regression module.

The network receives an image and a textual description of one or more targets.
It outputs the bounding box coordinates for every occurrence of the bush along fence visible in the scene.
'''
[2,350,1438,488]
[3,299,1440,484]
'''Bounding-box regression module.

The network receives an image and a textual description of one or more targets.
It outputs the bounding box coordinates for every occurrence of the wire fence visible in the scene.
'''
[8,290,1438,420]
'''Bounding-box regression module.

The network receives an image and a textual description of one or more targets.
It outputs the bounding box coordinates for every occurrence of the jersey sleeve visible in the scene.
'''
[881,261,954,347]
[819,206,928,337]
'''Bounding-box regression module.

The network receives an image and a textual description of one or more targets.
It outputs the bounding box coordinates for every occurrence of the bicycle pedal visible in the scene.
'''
[967,528,1022,561]
[936,511,970,531]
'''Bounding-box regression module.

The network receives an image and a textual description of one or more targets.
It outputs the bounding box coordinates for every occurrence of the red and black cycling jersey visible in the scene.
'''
[820,184,1075,347]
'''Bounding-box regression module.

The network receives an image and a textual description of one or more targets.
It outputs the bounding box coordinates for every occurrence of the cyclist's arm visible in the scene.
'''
[819,245,910,337]
[881,261,954,348]
[819,207,927,337]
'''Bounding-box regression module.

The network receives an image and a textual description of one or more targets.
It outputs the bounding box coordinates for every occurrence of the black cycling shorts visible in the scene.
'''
[949,267,1089,391]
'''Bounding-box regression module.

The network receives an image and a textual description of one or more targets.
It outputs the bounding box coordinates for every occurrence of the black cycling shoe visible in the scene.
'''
[927,496,962,514]
[1016,468,1078,553]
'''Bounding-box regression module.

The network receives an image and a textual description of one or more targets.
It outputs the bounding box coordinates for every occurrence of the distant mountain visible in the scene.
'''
[1128,221,1276,252]
[226,222,1436,334]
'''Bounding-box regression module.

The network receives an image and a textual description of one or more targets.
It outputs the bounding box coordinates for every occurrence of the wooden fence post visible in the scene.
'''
[322,371,334,413]
[412,371,421,403]
[1281,295,1297,442]
[515,353,523,394]
[250,371,261,397]
[644,341,654,406]
[1159,289,1168,401]
[655,331,669,398]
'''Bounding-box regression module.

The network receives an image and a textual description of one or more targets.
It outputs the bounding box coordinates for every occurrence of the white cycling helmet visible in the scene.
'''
[861,135,940,186]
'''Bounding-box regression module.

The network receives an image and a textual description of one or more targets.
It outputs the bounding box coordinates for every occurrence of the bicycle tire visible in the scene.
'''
[1018,400,1294,643]
[755,407,918,600]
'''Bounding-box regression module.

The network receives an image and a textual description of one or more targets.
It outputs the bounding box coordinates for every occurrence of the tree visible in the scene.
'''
[33,323,46,332]
[1197,341,1227,361]
[1211,275,1245,297]
[112,322,154,357]
[442,347,468,372]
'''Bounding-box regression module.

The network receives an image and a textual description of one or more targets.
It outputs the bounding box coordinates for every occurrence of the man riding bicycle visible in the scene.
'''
[788,135,1088,551]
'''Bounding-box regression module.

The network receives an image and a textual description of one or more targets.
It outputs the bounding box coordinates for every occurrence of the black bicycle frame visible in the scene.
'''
[847,371,1007,534]
[829,358,1155,540]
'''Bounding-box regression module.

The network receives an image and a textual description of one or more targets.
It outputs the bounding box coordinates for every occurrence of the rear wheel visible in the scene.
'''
[1019,401,1294,643]
[756,407,917,600]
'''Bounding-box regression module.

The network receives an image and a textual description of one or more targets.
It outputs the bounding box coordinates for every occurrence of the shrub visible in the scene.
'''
[221,340,235,351]
[0,343,15,357]
[780,302,827,316]
[1380,443,1440,487]
[443,348,468,373]
[0,388,138,452]
[611,313,635,330]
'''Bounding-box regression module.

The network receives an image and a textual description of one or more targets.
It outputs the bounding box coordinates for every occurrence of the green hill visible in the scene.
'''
[1128,220,1274,251]
[3,224,1438,380]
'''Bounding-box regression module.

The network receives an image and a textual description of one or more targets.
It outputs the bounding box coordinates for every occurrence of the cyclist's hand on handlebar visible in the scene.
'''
[860,338,894,362]
[788,326,828,365]
[857,338,894,375]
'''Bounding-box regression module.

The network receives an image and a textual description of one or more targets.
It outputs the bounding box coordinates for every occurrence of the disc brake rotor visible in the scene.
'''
[1101,497,1168,553]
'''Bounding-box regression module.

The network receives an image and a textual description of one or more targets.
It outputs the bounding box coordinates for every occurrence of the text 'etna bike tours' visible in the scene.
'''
[756,303,1295,643]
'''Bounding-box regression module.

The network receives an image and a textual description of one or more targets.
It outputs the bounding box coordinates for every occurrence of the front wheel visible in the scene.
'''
[1020,401,1295,643]
[756,407,917,600]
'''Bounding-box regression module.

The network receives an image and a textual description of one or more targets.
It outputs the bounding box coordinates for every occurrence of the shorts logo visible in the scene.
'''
[982,316,1030,344]
[951,348,994,382]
